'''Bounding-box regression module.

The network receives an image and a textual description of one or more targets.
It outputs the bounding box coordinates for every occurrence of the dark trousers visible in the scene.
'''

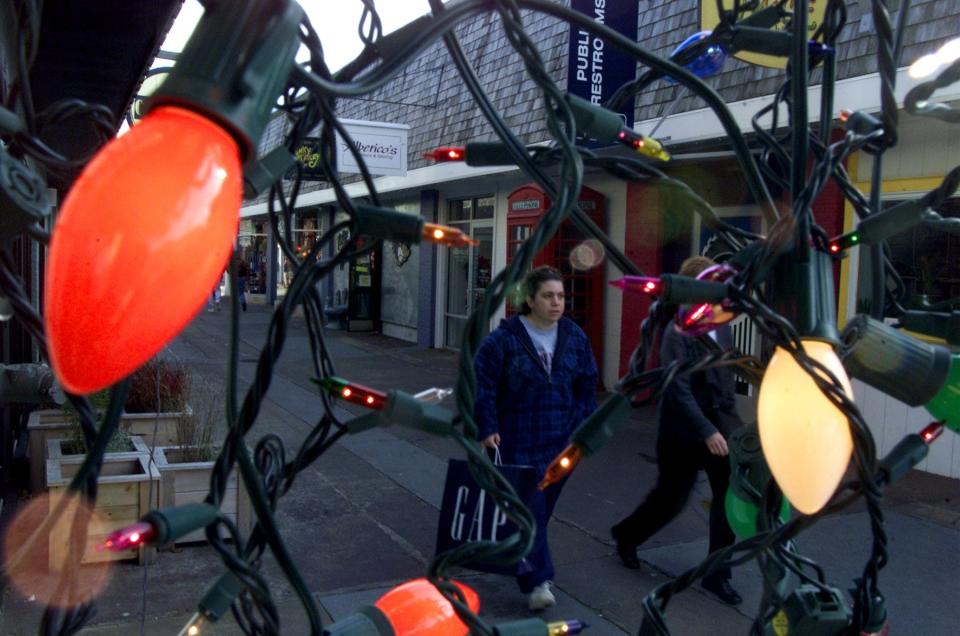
[517,477,567,593]
[612,436,735,580]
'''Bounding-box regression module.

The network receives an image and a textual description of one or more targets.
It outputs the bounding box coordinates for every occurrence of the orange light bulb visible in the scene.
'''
[375,578,478,636]
[45,106,241,394]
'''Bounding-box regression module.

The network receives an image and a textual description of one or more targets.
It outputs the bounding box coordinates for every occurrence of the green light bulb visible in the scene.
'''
[724,489,790,539]
[924,355,960,433]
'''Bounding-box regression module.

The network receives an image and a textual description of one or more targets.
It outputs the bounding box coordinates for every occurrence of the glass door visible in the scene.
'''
[444,197,494,348]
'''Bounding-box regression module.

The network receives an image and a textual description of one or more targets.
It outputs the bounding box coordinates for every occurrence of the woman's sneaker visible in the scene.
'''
[528,581,556,610]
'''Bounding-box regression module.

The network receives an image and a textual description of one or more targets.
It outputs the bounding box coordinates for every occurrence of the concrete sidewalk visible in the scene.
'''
[2,304,959,634]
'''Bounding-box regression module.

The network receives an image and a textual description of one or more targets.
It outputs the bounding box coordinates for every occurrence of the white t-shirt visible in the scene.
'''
[519,315,558,374]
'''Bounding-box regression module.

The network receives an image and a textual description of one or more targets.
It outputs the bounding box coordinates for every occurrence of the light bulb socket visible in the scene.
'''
[198,571,245,622]
[243,146,298,199]
[147,0,303,163]
[346,390,456,436]
[0,363,64,406]
[324,606,394,636]
[776,585,852,634]
[728,26,793,57]
[727,423,773,502]
[878,433,929,486]
[564,93,623,144]
[0,146,51,239]
[570,392,633,456]
[738,5,787,29]
[658,274,730,304]
[463,142,522,166]
[841,315,951,407]
[855,198,927,245]
[354,205,425,244]
[142,502,219,546]
[769,249,840,343]
[383,390,455,436]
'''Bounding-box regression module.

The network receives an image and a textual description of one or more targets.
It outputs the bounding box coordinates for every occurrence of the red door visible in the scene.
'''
[506,184,605,383]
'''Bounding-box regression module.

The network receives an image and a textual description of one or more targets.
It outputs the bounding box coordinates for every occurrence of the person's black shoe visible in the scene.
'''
[702,577,742,606]
[610,527,640,569]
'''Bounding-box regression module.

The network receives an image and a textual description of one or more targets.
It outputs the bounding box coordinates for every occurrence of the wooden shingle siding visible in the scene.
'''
[632,0,960,122]
[251,0,960,205]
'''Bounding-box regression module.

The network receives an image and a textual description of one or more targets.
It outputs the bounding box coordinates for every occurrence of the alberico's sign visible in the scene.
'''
[700,1,827,69]
[336,119,410,177]
[567,0,638,128]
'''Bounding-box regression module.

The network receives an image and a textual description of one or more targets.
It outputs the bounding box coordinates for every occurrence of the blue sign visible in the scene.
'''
[567,0,639,128]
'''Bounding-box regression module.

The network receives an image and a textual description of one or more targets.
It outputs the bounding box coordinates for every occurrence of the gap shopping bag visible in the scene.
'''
[434,448,537,575]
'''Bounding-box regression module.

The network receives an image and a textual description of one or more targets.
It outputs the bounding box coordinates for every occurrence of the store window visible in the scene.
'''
[238,220,269,294]
[881,197,960,312]
[444,196,494,348]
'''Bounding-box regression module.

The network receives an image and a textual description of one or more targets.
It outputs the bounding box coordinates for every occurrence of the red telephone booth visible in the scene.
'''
[506,184,605,379]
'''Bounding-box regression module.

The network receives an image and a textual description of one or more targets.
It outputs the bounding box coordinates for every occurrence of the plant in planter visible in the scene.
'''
[153,376,249,544]
[174,375,219,462]
[27,391,124,492]
[119,356,192,447]
[60,391,134,454]
[27,357,190,491]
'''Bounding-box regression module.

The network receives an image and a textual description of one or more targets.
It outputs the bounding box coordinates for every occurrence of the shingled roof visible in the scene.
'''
[635,0,960,122]
[252,0,959,202]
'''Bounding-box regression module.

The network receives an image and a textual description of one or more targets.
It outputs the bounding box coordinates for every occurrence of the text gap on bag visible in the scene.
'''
[450,485,508,542]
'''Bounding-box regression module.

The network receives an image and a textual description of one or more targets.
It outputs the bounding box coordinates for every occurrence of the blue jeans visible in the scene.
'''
[517,477,567,593]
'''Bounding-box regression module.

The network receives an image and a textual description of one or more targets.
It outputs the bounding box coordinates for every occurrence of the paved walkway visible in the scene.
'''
[2,304,958,634]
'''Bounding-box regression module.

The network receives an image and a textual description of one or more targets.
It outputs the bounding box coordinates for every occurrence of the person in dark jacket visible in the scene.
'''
[610,256,744,606]
[474,265,598,611]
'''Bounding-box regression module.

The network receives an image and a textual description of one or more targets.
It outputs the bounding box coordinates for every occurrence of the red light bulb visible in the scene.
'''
[375,578,478,636]
[97,521,155,552]
[45,106,242,394]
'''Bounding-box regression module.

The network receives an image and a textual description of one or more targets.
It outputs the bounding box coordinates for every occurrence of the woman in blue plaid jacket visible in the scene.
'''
[474,266,598,610]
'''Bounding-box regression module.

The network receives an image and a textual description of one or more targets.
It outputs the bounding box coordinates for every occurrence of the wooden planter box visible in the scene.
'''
[119,405,192,448]
[46,435,151,463]
[27,406,191,492]
[46,453,160,570]
[28,410,76,493]
[152,446,252,544]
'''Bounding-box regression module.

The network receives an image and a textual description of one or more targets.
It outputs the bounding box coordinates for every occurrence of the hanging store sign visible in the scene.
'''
[700,1,827,69]
[291,137,325,180]
[567,0,639,128]
[336,119,409,177]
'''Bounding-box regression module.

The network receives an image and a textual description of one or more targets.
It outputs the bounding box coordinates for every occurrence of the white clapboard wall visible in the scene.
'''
[853,379,960,479]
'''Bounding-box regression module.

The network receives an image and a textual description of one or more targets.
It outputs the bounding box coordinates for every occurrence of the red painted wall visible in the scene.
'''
[619,181,663,377]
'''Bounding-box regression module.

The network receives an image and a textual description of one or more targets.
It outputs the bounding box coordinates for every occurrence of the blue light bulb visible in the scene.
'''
[665,31,728,83]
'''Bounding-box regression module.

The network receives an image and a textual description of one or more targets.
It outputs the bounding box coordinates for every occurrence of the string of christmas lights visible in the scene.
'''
[0,0,958,635]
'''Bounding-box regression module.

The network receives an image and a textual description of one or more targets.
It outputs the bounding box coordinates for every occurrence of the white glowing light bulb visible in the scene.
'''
[757,340,854,515]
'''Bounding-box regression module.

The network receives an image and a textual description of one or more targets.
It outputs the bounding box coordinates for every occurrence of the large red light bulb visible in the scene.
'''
[45,106,241,394]
[375,578,479,636]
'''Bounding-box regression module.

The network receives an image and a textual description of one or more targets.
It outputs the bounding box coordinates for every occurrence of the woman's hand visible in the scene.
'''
[481,433,501,449]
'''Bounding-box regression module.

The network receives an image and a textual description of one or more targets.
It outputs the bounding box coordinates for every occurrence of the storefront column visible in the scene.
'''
[619,181,664,376]
[267,220,278,306]
[417,189,439,348]
[323,205,336,308]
